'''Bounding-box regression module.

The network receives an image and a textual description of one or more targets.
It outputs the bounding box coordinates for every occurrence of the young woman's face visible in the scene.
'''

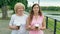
[17,6,24,14]
[33,5,39,14]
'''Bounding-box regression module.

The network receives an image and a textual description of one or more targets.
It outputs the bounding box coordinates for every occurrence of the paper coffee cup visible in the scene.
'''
[16,24,20,29]
[34,24,40,29]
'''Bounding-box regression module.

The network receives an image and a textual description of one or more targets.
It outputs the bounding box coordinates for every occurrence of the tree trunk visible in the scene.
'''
[1,5,8,19]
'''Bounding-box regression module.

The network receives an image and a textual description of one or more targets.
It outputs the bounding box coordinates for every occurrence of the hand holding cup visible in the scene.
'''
[34,24,40,30]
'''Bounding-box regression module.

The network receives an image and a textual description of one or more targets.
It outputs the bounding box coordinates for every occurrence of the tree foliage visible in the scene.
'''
[8,0,28,10]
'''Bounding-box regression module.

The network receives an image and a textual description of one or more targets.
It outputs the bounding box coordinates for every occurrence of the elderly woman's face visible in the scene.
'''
[17,6,24,14]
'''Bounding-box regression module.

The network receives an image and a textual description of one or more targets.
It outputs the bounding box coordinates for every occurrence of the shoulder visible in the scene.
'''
[41,14,45,20]
[24,14,28,17]
[11,14,16,18]
[40,14,44,19]
[42,14,44,18]
[11,14,16,17]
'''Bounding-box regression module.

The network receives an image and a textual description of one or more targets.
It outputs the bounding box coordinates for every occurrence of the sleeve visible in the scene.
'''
[9,15,14,26]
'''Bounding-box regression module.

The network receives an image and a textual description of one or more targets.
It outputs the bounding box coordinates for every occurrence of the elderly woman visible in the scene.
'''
[9,3,28,34]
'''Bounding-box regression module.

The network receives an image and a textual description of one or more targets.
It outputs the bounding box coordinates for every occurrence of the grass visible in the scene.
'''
[42,10,60,12]
[0,17,10,20]
[42,11,60,14]
[48,18,60,34]
[0,9,2,13]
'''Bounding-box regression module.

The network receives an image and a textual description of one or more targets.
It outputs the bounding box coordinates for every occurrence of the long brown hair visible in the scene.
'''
[28,3,42,25]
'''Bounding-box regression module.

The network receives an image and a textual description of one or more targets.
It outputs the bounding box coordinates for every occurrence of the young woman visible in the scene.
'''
[9,3,28,34]
[26,4,46,34]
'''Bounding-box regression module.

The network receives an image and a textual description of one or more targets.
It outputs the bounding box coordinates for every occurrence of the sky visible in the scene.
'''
[27,0,60,6]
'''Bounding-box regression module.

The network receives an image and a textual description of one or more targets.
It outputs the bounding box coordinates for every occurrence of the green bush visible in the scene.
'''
[27,6,60,12]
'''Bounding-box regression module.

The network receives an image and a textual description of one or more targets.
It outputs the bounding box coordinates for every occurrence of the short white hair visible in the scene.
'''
[14,2,25,13]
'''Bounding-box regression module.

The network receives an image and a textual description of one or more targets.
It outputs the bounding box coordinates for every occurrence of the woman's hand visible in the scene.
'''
[26,25,30,30]
[9,26,19,30]
[12,26,19,30]
[26,25,36,30]
[34,27,40,30]
[31,26,36,30]
[26,25,32,30]
[28,26,40,31]
[39,27,46,30]
[34,26,45,30]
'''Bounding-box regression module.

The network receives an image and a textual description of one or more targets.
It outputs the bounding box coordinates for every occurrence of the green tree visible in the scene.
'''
[0,0,8,19]
[0,0,28,19]
[8,0,28,13]
[8,0,28,10]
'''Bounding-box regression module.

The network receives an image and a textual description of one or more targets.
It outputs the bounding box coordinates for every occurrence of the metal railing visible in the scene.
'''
[45,15,60,34]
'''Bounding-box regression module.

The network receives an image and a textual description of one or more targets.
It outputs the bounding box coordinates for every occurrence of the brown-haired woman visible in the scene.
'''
[26,3,46,34]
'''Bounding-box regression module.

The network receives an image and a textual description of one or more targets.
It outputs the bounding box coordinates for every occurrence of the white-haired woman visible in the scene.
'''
[9,2,28,34]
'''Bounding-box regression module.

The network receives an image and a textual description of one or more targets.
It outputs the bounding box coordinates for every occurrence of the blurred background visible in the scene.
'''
[0,0,60,34]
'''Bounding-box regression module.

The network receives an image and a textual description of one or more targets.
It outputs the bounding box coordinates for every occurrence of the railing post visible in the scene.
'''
[54,19,57,34]
[46,16,48,29]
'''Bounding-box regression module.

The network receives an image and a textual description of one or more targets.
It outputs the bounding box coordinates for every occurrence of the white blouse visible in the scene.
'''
[9,14,28,34]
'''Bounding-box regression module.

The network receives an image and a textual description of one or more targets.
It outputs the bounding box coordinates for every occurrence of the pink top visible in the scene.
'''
[29,15,44,34]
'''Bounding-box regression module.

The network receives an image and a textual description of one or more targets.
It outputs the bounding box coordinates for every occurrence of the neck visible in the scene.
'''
[17,13,24,16]
[34,13,39,16]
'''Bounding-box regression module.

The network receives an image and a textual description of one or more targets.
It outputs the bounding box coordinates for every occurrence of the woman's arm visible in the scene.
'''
[40,16,46,30]
[26,17,31,30]
[26,17,35,30]
[9,15,18,30]
[9,25,18,30]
